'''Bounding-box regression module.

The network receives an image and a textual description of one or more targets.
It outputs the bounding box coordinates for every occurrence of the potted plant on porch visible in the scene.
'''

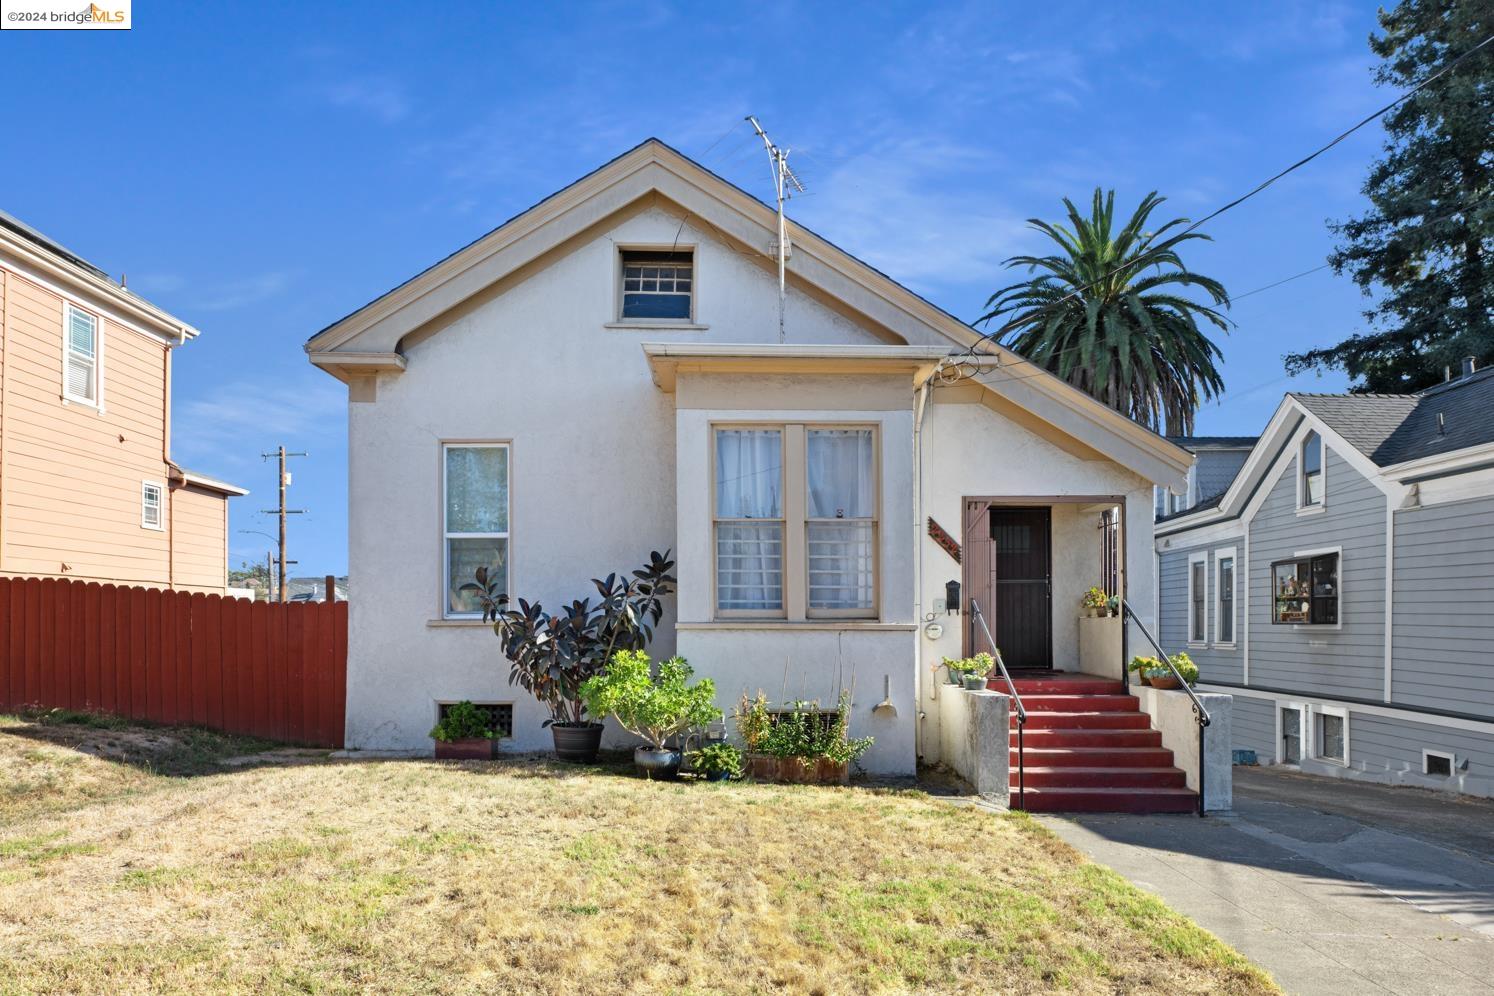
[942,652,995,691]
[463,551,677,763]
[579,650,721,778]
[428,700,498,760]
[1082,586,1110,618]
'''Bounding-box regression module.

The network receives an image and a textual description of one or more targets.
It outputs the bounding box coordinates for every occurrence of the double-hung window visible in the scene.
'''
[713,424,878,619]
[443,443,509,618]
[806,428,876,616]
[1300,430,1324,508]
[1187,554,1207,644]
[141,482,163,530]
[64,304,99,405]
[714,428,784,614]
[1215,550,1236,645]
[1271,551,1339,625]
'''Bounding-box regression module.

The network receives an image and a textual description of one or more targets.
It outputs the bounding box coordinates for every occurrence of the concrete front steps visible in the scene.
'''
[1000,674,1198,814]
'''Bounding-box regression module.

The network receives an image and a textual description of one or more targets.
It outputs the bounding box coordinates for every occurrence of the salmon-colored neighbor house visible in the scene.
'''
[0,210,244,594]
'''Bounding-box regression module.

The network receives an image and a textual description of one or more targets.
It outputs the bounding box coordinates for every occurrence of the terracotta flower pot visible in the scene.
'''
[1149,674,1181,690]
[551,722,604,763]
[434,737,494,760]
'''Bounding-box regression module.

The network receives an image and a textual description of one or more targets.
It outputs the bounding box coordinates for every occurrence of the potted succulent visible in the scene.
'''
[428,700,498,760]
[736,691,874,785]
[579,650,721,778]
[464,551,676,763]
[691,741,743,782]
[1081,586,1110,618]
[943,652,995,691]
[1129,655,1160,686]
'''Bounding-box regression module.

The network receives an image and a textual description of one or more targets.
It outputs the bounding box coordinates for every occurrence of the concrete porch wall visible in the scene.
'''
[1134,685,1234,811]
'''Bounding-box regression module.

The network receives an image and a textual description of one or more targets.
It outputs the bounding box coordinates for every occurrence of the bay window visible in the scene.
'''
[1271,551,1338,625]
[713,423,878,619]
[443,443,509,618]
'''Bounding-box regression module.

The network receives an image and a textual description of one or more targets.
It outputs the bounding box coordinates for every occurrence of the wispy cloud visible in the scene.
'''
[192,271,297,312]
[322,76,411,123]
[172,372,344,477]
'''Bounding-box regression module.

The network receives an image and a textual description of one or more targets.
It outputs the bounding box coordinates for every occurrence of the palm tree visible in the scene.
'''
[976,189,1230,435]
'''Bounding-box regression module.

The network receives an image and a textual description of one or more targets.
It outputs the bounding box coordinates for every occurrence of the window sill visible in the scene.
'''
[426,618,491,628]
[61,395,103,413]
[604,321,709,332]
[1212,642,1236,650]
[1187,641,1206,650]
[1295,505,1325,517]
[678,620,916,632]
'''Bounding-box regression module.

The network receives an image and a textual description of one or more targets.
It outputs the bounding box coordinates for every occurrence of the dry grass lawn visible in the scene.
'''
[0,711,1278,995]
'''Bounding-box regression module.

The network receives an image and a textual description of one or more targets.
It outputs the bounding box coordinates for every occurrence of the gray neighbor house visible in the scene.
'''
[1155,363,1494,799]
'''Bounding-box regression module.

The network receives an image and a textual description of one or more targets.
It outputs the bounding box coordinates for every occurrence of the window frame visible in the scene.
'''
[62,302,103,408]
[710,421,880,622]
[711,423,787,619]
[1186,551,1208,647]
[440,441,511,620]
[804,424,880,620]
[1213,546,1236,648]
[1297,428,1325,513]
[1270,546,1342,629]
[615,245,696,325]
[140,480,164,531]
[1422,749,1455,778]
[1311,704,1349,766]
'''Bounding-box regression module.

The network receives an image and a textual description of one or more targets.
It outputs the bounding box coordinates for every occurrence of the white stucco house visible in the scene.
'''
[305,139,1196,789]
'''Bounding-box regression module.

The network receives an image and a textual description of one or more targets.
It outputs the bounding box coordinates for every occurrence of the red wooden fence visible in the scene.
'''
[0,577,346,747]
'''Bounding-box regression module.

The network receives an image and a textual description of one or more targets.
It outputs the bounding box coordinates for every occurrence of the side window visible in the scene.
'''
[619,249,693,321]
[64,304,100,404]
[1188,555,1207,644]
[1300,430,1323,507]
[714,428,784,614]
[141,482,163,530]
[1271,553,1339,625]
[1216,552,1235,644]
[443,444,509,618]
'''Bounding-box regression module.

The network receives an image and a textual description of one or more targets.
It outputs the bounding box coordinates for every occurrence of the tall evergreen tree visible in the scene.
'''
[1286,1,1494,392]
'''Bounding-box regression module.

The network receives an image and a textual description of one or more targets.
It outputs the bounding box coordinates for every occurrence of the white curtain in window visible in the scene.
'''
[715,429,782,611]
[807,429,874,610]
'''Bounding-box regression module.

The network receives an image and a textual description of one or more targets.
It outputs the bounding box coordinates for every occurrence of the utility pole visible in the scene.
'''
[746,116,805,344]
[260,446,307,604]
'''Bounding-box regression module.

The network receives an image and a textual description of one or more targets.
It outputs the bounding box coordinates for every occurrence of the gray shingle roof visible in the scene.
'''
[1291,367,1494,467]
[0,208,111,281]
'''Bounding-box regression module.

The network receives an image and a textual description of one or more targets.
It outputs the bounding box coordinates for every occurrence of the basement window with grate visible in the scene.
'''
[438,702,513,739]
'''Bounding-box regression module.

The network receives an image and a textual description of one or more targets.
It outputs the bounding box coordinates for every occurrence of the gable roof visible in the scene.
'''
[1292,368,1494,467]
[305,138,1191,487]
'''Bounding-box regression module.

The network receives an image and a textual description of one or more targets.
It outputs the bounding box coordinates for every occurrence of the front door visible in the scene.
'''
[979,506,1052,670]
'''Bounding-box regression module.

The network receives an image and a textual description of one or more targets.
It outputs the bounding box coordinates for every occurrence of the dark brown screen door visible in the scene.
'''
[989,507,1052,669]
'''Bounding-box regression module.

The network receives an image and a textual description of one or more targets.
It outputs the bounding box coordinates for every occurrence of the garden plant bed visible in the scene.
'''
[0,712,1277,994]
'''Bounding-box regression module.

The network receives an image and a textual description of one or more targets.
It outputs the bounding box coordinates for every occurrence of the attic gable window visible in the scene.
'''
[620,249,693,321]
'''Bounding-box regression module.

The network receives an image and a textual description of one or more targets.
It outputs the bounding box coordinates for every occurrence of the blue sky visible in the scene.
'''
[2,0,1391,574]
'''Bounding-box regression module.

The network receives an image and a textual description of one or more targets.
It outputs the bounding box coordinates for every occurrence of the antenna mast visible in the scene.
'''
[746,116,805,344]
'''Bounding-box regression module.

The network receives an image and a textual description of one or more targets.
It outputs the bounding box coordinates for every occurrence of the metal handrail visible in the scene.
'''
[969,599,1025,810]
[1121,599,1210,817]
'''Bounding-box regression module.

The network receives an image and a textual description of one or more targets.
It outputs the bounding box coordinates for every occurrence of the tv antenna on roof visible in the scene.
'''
[746,116,805,344]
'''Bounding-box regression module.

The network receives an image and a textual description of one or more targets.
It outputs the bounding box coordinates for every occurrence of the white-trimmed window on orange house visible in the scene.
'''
[64,303,99,404]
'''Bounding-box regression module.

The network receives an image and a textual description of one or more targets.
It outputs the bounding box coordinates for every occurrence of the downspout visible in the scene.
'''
[910,365,939,762]
[163,342,177,588]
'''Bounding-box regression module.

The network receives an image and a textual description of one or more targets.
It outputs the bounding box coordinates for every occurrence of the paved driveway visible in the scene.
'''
[1040,767,1494,996]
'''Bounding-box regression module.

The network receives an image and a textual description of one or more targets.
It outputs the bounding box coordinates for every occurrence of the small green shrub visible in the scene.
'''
[1081,586,1110,609]
[734,691,873,764]
[691,741,743,777]
[428,701,496,742]
[579,651,721,749]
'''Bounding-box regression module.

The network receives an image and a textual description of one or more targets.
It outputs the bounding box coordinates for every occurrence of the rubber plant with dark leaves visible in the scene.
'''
[462,550,677,762]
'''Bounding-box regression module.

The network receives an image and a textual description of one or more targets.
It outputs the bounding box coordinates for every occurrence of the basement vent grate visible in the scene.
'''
[439,702,513,739]
[1424,752,1453,778]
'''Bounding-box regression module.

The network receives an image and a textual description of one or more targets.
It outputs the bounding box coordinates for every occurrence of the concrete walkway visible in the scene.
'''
[1039,767,1494,996]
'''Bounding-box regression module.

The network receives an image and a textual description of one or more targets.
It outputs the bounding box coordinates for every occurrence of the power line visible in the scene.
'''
[959,31,1494,359]
[1229,264,1331,303]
